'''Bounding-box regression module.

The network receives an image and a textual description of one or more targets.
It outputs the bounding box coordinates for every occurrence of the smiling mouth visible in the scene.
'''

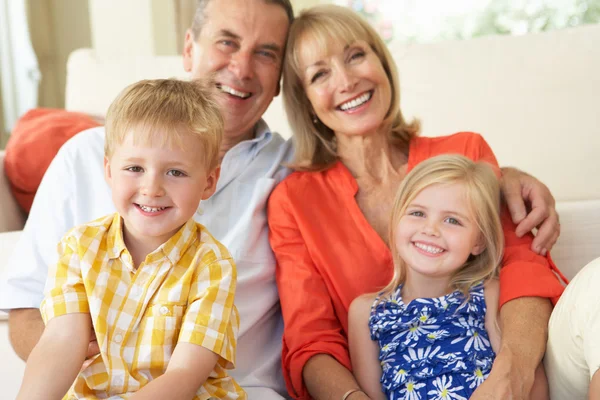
[136,204,169,213]
[216,83,252,99]
[338,90,373,111]
[413,242,445,255]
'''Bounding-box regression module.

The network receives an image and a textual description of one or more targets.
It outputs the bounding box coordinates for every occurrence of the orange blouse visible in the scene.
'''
[267,132,565,400]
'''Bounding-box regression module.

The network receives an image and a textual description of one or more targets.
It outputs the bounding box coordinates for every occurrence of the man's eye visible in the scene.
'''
[167,170,186,177]
[257,50,277,60]
[126,166,143,173]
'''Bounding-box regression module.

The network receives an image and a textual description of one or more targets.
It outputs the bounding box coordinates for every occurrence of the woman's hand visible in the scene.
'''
[500,167,560,255]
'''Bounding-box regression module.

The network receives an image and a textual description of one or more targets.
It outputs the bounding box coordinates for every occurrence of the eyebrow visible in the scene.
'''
[304,44,351,72]
[218,29,282,55]
[409,204,472,221]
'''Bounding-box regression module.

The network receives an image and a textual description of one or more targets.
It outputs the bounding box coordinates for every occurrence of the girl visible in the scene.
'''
[348,154,548,400]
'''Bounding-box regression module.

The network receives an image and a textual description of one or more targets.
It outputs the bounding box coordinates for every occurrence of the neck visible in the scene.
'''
[401,269,453,304]
[122,226,167,269]
[218,126,256,162]
[336,129,408,182]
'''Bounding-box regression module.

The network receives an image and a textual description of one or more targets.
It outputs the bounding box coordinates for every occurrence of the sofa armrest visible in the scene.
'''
[0,150,26,232]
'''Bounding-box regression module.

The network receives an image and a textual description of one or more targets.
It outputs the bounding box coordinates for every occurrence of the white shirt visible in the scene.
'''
[545,257,600,400]
[0,121,293,399]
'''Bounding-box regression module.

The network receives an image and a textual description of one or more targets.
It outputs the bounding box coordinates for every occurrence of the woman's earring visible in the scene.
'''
[312,115,318,124]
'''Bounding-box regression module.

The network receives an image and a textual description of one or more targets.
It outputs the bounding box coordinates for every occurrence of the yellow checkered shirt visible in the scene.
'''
[42,214,246,399]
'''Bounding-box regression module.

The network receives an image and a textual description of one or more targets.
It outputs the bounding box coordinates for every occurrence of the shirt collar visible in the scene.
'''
[106,214,198,266]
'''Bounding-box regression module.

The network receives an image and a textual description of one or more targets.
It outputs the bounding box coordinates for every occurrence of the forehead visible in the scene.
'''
[294,27,369,71]
[413,183,469,209]
[202,0,289,47]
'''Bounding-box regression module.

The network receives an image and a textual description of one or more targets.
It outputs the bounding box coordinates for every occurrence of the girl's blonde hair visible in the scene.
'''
[104,78,223,171]
[382,154,504,300]
[282,5,420,171]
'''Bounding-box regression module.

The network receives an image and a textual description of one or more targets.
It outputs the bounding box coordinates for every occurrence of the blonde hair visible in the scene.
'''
[382,154,504,300]
[282,5,420,171]
[104,78,223,171]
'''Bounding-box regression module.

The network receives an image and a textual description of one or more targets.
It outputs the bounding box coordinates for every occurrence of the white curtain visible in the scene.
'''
[0,0,40,133]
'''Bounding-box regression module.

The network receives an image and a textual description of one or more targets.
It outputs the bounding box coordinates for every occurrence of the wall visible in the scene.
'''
[27,0,92,109]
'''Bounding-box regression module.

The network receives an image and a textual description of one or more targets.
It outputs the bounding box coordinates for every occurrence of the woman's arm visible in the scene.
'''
[590,369,600,400]
[268,181,361,399]
[130,343,219,400]
[348,295,385,400]
[16,313,91,400]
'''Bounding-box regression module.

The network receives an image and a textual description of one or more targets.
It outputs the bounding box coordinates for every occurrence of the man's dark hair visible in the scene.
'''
[191,0,294,39]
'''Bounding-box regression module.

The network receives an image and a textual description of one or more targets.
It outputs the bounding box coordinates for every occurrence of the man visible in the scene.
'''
[0,0,561,399]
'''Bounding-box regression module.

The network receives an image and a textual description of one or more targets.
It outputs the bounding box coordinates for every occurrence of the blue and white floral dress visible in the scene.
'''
[369,282,495,400]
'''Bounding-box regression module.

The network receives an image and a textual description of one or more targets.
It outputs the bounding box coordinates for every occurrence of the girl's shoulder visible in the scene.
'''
[349,292,381,324]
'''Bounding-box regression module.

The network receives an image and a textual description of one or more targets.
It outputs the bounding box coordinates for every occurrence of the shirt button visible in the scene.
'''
[160,306,170,316]
[114,333,123,343]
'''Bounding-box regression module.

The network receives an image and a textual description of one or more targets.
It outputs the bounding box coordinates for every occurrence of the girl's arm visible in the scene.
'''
[348,294,386,400]
[16,313,92,400]
[483,279,502,353]
[130,343,219,400]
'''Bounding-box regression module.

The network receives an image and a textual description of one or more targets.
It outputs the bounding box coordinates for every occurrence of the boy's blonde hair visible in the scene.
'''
[105,79,223,171]
[282,5,420,171]
[382,154,504,300]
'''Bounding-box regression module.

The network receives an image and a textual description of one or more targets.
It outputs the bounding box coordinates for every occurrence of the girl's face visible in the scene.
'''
[395,183,486,282]
[298,37,392,138]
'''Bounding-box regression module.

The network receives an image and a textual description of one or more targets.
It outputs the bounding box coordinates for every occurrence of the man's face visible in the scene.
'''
[183,0,290,141]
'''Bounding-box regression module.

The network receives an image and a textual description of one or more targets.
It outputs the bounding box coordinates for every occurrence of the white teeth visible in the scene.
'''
[414,242,444,254]
[340,91,372,111]
[139,205,166,213]
[218,84,250,99]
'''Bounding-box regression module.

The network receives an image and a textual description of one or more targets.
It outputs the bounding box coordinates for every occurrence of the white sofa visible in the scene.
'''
[1,23,600,399]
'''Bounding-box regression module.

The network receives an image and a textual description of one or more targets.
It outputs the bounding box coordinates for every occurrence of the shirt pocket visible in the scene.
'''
[138,303,186,356]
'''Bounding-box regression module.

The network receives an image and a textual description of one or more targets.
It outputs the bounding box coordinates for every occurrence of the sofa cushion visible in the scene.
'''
[4,108,101,212]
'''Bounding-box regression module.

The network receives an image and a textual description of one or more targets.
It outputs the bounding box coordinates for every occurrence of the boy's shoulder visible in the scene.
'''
[63,213,117,243]
[189,222,235,265]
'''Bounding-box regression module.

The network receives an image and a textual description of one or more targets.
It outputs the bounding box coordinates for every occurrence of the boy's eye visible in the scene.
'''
[167,170,187,177]
[126,166,143,173]
[409,211,424,217]
[445,217,461,226]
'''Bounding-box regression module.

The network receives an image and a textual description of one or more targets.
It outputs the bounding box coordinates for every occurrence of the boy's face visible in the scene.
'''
[104,131,219,250]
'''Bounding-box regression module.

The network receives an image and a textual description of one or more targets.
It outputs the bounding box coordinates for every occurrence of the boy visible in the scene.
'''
[16,79,246,400]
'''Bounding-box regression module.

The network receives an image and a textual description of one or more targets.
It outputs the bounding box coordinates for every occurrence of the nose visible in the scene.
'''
[422,219,440,237]
[140,173,165,197]
[334,65,358,92]
[228,50,254,81]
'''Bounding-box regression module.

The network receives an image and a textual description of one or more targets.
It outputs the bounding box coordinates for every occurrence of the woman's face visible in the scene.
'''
[298,37,392,138]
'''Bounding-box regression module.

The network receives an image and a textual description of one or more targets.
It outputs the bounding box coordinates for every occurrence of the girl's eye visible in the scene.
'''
[167,170,187,177]
[409,211,424,217]
[445,217,461,226]
[126,166,143,173]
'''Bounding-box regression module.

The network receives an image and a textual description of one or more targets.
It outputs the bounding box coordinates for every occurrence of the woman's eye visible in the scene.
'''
[409,211,424,217]
[349,50,365,61]
[310,71,326,83]
[445,217,461,226]
[167,170,186,177]
[126,166,143,173]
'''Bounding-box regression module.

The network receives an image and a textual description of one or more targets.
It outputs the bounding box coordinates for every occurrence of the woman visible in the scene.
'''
[268,5,565,400]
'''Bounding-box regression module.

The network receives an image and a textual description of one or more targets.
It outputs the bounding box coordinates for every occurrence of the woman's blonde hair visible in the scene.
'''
[282,5,420,171]
[104,78,223,171]
[382,154,504,300]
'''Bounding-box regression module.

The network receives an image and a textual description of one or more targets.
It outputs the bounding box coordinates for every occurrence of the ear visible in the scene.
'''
[201,166,220,200]
[471,235,486,256]
[104,156,113,187]
[183,29,195,73]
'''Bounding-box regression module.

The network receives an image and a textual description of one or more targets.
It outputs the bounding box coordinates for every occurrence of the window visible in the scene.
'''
[331,0,600,43]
